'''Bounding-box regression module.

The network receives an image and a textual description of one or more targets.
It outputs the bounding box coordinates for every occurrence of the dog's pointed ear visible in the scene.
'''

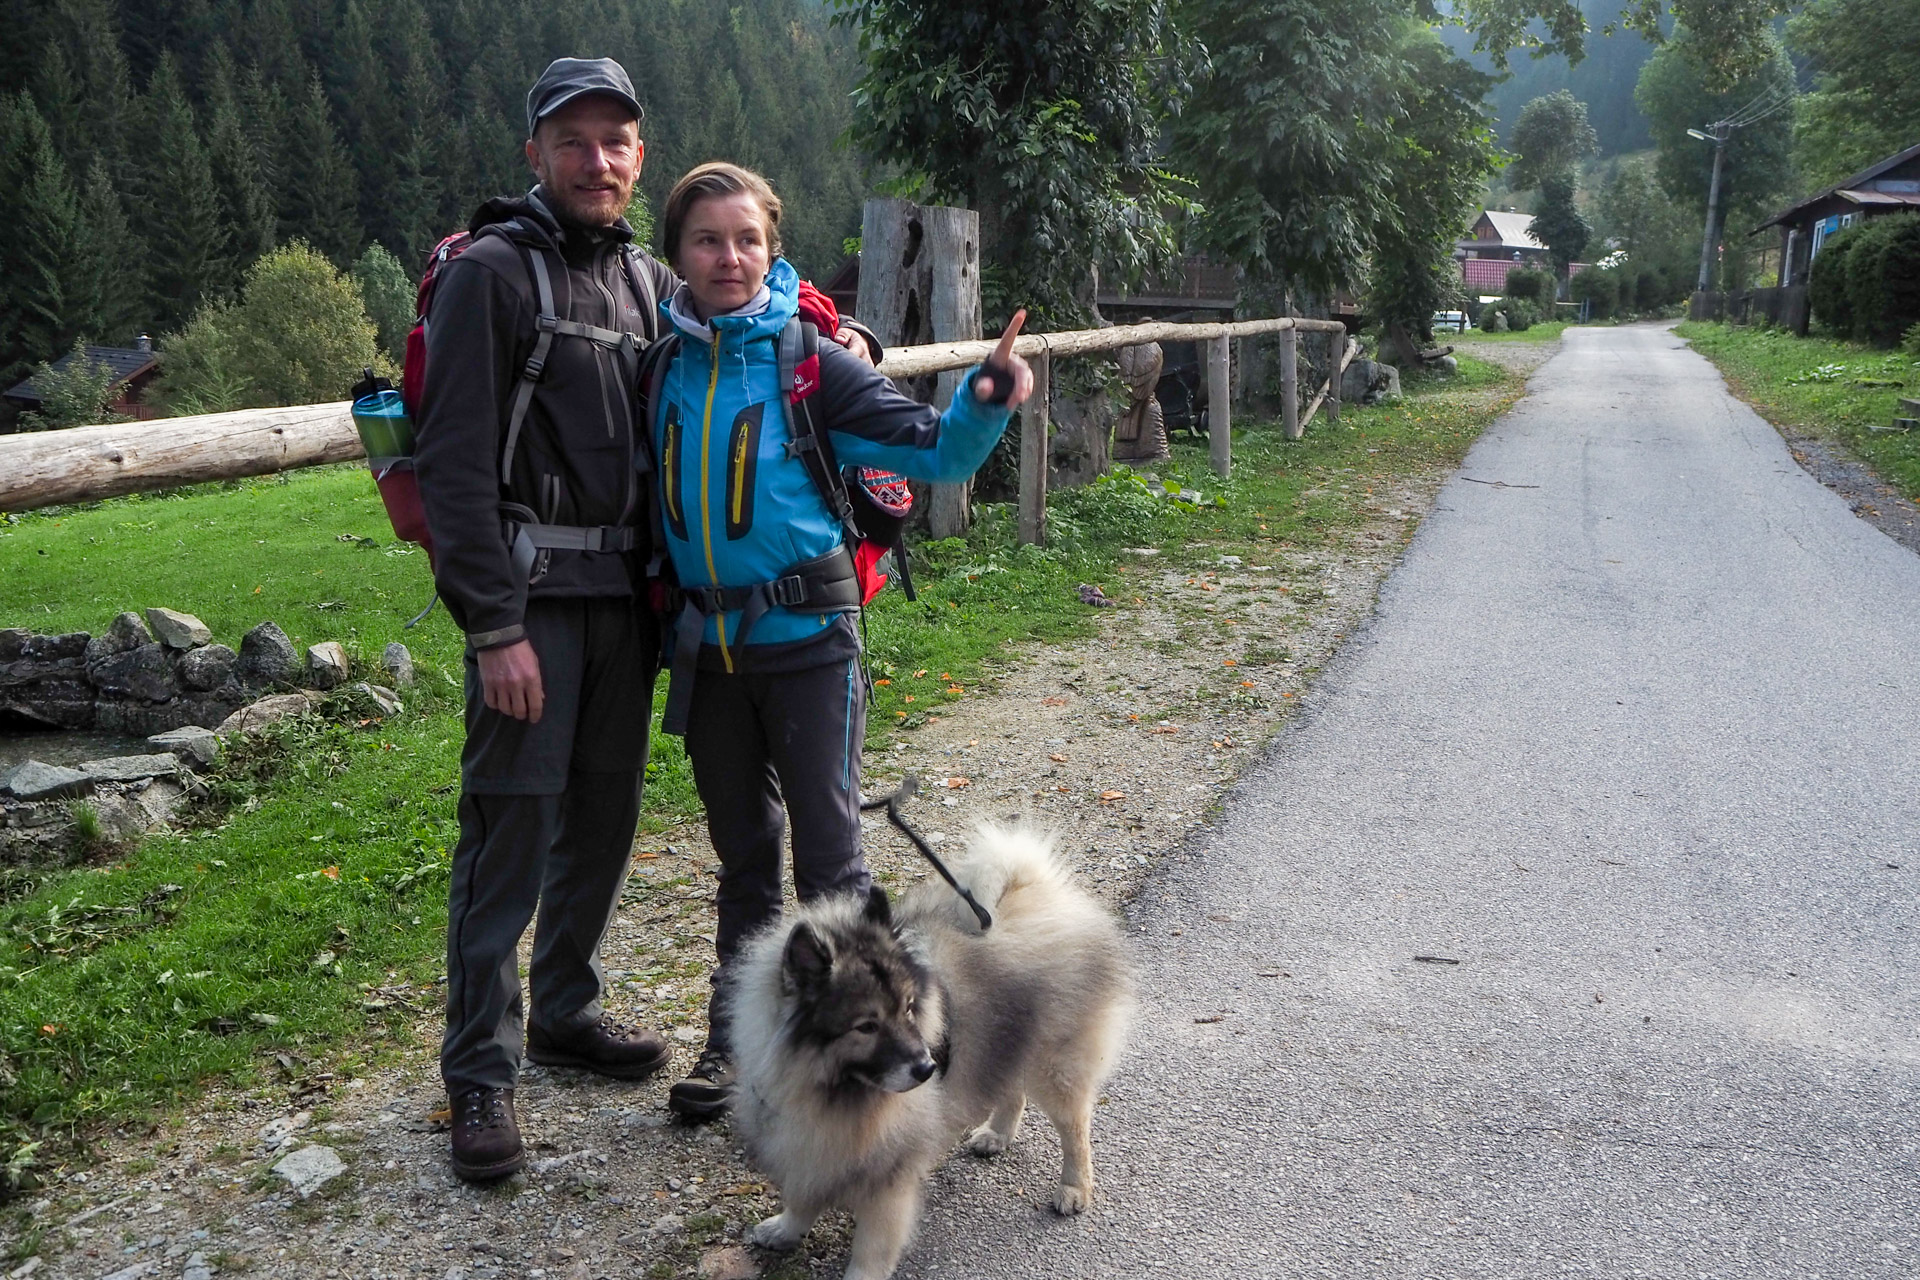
[863,884,892,928]
[783,922,833,988]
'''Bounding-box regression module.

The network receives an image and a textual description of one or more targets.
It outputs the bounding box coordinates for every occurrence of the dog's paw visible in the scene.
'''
[1053,1183,1093,1215]
[965,1124,1010,1157]
[749,1215,804,1251]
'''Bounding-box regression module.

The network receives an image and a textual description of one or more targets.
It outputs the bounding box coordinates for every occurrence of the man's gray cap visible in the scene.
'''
[526,57,643,136]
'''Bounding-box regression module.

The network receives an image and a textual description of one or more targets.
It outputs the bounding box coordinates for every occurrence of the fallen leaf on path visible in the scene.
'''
[945,777,971,789]
[1099,790,1126,803]
[1149,726,1179,735]
[1048,753,1067,763]
[1042,696,1067,706]
[913,669,928,678]
[1194,1014,1225,1024]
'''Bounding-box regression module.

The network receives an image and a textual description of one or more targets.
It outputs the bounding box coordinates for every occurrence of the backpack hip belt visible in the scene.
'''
[659,544,862,736]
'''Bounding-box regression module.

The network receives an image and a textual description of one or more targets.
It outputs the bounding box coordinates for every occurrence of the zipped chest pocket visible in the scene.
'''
[662,402,689,541]
[726,402,765,541]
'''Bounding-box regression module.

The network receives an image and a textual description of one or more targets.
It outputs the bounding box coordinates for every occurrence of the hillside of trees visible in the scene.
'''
[0,0,868,391]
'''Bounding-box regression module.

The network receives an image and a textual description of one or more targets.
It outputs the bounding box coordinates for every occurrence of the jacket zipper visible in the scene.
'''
[697,341,731,670]
[590,245,622,440]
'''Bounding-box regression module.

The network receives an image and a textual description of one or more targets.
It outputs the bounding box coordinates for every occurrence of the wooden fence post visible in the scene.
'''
[1207,335,1231,478]
[1281,327,1300,440]
[1326,331,1342,425]
[1018,346,1051,546]
[855,197,981,539]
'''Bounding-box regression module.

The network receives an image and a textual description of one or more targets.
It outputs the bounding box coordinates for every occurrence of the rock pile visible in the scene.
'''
[1,608,414,863]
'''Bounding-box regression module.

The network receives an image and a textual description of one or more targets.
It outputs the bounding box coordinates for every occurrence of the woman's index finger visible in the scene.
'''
[993,309,1028,362]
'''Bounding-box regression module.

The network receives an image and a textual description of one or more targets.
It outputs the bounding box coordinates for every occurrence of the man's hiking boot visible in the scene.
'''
[668,1047,732,1121]
[526,1014,671,1080]
[449,1087,524,1182]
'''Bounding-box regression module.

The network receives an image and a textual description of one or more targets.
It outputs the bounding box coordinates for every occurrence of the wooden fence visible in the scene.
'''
[0,316,1355,545]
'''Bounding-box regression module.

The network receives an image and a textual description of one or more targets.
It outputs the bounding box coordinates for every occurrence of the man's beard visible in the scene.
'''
[545,183,629,229]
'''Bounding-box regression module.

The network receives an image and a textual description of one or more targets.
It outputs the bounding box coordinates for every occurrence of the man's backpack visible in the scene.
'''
[638,318,918,609]
[350,224,659,587]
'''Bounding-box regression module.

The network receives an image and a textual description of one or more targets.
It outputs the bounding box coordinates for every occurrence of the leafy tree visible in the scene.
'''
[1367,25,1502,366]
[1787,0,1920,188]
[133,54,227,328]
[1447,0,1791,91]
[15,340,129,431]
[352,243,415,365]
[1529,171,1592,276]
[1507,90,1598,190]
[836,0,1188,323]
[1594,155,1695,263]
[227,241,381,406]
[159,242,379,411]
[1176,0,1404,301]
[1636,27,1796,288]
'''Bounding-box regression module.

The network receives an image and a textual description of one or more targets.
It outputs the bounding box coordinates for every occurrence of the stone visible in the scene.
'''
[177,644,236,692]
[80,754,181,784]
[89,643,177,703]
[95,1263,154,1280]
[1,760,92,801]
[181,1254,213,1280]
[0,675,95,730]
[133,777,187,828]
[82,613,152,669]
[353,682,403,717]
[93,693,245,738]
[1434,354,1458,376]
[147,727,219,767]
[381,642,415,687]
[307,642,350,690]
[271,1144,345,1198]
[237,622,300,687]
[697,1246,760,1280]
[0,631,88,663]
[214,692,315,737]
[144,608,210,651]
[0,630,27,664]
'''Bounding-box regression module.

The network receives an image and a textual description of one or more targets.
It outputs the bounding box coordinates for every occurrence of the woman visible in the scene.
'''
[641,162,1033,1118]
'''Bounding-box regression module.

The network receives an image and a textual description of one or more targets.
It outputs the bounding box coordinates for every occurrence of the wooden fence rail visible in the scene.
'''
[0,315,1355,529]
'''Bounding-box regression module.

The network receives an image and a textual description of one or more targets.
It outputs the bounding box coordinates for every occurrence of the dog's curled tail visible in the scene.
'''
[936,823,1082,930]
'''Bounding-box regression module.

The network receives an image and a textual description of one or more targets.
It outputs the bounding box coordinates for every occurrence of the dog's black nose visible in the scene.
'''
[910,1057,937,1083]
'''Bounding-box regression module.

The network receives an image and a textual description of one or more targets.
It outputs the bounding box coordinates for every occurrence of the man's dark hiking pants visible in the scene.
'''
[684,654,872,1053]
[441,597,657,1094]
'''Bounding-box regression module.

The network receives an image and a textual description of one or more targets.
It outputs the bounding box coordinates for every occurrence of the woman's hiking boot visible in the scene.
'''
[526,1013,671,1080]
[668,1047,732,1121]
[449,1087,524,1182]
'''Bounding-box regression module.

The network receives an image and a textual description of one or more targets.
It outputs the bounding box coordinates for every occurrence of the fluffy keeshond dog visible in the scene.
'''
[724,824,1135,1280]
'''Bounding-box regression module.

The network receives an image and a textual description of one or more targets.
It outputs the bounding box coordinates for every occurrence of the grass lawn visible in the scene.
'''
[1455,320,1574,344]
[0,347,1525,1186]
[1676,321,1920,501]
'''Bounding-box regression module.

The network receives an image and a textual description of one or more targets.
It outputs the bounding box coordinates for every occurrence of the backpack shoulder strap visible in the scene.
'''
[636,332,682,576]
[778,319,859,543]
[621,246,659,343]
[500,242,559,481]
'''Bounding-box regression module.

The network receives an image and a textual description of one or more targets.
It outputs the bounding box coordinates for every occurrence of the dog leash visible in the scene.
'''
[860,775,993,931]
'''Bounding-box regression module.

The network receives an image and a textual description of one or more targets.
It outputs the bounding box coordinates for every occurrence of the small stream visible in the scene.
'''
[0,726,151,772]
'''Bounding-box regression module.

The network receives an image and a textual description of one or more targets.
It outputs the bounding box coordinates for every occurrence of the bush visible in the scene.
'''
[1842,213,1920,347]
[1808,223,1861,337]
[1476,297,1538,331]
[1570,267,1622,319]
[1504,266,1557,306]
[351,244,415,367]
[13,340,131,431]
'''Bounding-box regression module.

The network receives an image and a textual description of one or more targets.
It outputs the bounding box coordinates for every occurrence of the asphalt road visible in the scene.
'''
[897,323,1920,1278]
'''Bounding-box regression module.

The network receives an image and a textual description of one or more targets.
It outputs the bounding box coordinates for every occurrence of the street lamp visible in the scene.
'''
[1690,124,1731,293]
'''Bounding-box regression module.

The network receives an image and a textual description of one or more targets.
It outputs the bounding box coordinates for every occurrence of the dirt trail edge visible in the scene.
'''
[7,342,1557,1280]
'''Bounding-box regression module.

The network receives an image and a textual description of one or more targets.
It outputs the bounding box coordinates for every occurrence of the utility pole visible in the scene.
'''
[1690,123,1730,292]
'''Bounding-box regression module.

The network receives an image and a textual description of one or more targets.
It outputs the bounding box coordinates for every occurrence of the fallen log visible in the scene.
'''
[0,402,362,513]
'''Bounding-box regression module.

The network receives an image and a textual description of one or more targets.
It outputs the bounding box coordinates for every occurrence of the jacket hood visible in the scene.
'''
[663,257,799,347]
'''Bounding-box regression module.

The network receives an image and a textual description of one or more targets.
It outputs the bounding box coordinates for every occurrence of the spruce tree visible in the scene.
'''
[135,54,228,330]
[42,0,135,187]
[282,68,363,264]
[238,64,291,238]
[72,158,147,345]
[8,96,82,379]
[203,49,278,287]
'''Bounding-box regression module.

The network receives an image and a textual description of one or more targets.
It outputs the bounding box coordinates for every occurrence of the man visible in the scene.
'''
[414,57,873,1182]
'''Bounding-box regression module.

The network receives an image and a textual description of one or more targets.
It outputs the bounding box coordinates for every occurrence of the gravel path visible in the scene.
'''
[893,321,1920,1278]
[4,339,1574,1280]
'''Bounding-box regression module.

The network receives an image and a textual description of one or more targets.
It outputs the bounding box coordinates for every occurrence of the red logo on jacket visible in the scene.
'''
[793,354,821,401]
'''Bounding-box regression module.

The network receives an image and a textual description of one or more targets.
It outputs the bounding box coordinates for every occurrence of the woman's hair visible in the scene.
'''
[662,162,783,265]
